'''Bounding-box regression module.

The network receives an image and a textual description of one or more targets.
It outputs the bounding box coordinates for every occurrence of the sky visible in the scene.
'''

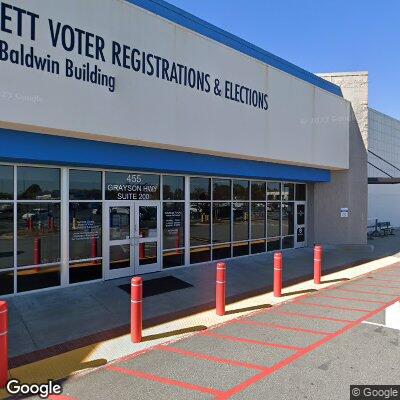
[167,0,400,119]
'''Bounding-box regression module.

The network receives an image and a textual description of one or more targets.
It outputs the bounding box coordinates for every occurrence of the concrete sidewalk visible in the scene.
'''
[5,232,400,363]
[15,256,400,400]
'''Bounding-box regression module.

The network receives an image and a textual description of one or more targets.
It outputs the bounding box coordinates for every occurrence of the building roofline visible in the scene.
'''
[127,0,343,97]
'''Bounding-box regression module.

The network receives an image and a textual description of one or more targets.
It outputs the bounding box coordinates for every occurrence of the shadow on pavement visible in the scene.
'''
[143,325,207,342]
[282,288,317,297]
[225,303,271,315]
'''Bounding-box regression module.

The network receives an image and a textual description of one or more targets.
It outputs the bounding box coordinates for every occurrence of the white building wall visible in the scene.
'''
[368,108,400,227]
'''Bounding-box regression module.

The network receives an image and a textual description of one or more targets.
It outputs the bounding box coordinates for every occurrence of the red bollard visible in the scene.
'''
[274,252,283,297]
[0,301,8,389]
[216,262,226,316]
[34,237,41,265]
[48,216,54,231]
[175,232,181,249]
[91,237,98,259]
[314,244,323,284]
[131,277,143,343]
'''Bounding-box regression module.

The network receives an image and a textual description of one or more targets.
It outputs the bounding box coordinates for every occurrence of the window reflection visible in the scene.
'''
[190,178,210,200]
[282,183,295,201]
[213,179,231,200]
[0,165,13,200]
[213,202,231,243]
[163,176,184,200]
[0,204,13,269]
[0,270,13,295]
[69,203,102,261]
[282,202,294,236]
[267,203,281,238]
[17,203,60,267]
[267,182,281,201]
[17,265,60,292]
[69,170,102,200]
[233,180,249,200]
[251,181,266,201]
[233,202,249,241]
[296,184,306,201]
[251,203,266,239]
[17,167,60,200]
[163,203,184,249]
[190,203,210,246]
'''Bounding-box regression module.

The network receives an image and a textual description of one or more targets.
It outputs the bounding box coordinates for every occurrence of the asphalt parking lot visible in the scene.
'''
[20,263,400,400]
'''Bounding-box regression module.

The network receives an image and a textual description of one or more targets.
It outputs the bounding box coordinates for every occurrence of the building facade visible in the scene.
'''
[368,108,400,226]
[0,0,367,296]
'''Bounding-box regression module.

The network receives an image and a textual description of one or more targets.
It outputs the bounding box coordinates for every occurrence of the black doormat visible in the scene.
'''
[118,276,193,298]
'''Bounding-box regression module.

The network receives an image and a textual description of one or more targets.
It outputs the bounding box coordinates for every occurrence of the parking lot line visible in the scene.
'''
[217,295,400,399]
[106,364,224,396]
[270,310,353,323]
[316,294,388,304]
[233,319,331,336]
[200,331,303,351]
[295,301,371,313]
[155,345,268,371]
[334,287,399,297]
[350,283,400,290]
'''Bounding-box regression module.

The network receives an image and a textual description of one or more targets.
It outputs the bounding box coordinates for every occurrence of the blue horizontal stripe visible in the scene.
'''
[0,129,330,183]
[127,0,342,97]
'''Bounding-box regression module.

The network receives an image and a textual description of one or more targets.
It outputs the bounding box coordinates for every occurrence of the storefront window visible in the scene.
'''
[0,270,13,296]
[213,202,231,243]
[190,203,210,246]
[163,203,184,249]
[213,244,231,260]
[190,178,210,200]
[251,181,266,201]
[17,167,60,200]
[282,183,295,201]
[282,236,294,249]
[105,172,160,200]
[0,165,13,200]
[213,179,231,200]
[163,176,184,200]
[233,180,249,200]
[267,203,281,238]
[163,250,185,268]
[251,240,266,254]
[17,265,60,293]
[233,202,249,241]
[296,184,306,201]
[267,238,281,251]
[69,170,102,200]
[190,246,211,264]
[69,203,102,261]
[0,204,13,269]
[282,202,295,236]
[251,203,266,239]
[233,241,249,257]
[17,203,61,267]
[267,182,281,201]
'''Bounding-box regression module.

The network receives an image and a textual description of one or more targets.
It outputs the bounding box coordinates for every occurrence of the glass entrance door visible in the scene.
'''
[135,202,161,274]
[295,202,306,248]
[104,202,161,279]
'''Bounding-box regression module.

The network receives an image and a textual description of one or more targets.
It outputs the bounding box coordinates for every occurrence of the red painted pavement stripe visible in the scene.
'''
[107,365,223,396]
[317,294,388,305]
[334,288,398,297]
[350,283,400,290]
[201,331,303,352]
[270,310,353,323]
[235,319,331,336]
[297,301,370,313]
[156,345,268,371]
[218,295,400,400]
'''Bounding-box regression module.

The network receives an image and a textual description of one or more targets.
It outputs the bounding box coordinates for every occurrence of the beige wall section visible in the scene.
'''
[309,72,368,245]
